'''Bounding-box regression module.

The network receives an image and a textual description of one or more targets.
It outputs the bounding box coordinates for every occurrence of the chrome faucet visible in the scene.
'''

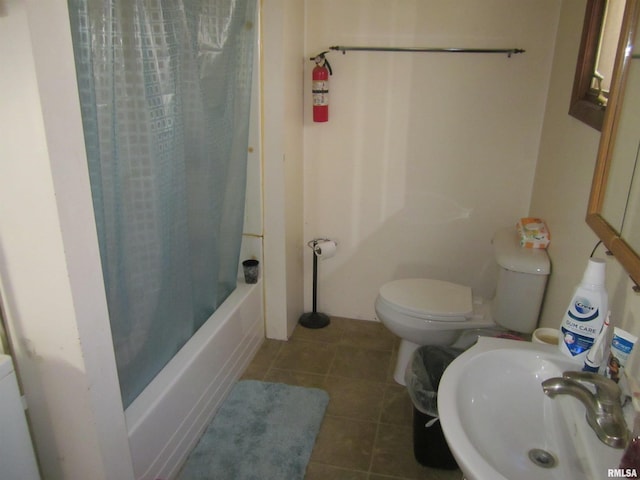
[542,371,629,448]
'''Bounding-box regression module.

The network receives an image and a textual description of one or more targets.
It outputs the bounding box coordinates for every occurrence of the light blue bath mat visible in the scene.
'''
[177,380,329,480]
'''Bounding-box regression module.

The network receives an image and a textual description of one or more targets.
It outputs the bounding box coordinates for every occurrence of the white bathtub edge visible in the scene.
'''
[125,280,264,480]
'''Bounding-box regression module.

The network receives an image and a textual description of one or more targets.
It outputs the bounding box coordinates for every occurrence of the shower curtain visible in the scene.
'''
[69,0,257,408]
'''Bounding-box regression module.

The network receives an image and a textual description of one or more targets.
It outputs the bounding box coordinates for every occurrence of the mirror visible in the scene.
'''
[587,0,640,286]
[594,1,627,102]
[570,0,627,130]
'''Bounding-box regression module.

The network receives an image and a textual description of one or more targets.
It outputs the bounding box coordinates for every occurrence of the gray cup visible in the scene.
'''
[242,259,259,284]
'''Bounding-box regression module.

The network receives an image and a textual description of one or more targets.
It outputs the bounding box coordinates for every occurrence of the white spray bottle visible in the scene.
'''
[558,258,608,363]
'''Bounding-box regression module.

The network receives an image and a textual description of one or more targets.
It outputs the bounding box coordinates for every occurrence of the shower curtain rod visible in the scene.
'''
[329,45,525,57]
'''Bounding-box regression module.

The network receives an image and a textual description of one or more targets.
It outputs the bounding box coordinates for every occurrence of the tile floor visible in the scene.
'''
[241,316,464,480]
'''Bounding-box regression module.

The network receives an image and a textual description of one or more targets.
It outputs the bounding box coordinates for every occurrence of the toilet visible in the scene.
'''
[375,226,550,384]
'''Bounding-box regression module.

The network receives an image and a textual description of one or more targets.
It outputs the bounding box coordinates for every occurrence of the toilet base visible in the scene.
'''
[393,340,421,385]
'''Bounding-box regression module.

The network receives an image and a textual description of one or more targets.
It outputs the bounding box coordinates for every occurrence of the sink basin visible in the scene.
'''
[439,337,625,480]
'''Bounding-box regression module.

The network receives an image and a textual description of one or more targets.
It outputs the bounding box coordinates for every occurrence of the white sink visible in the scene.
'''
[439,337,625,480]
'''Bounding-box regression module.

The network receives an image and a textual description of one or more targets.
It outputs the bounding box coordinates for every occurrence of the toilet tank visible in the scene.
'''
[490,227,551,333]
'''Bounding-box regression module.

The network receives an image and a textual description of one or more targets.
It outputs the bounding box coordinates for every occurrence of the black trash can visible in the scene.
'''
[405,345,463,469]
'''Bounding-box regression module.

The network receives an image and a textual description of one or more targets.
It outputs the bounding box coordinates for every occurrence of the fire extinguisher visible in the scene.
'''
[311,52,332,122]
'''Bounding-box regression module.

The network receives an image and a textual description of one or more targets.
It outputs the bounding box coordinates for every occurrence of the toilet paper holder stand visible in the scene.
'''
[299,238,336,329]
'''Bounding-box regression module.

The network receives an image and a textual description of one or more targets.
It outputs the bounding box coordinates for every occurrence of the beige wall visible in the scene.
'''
[300,0,640,336]
[282,2,306,336]
[262,0,306,339]
[530,0,640,339]
[302,0,561,320]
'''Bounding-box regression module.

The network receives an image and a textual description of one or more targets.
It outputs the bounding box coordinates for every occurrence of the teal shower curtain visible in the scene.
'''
[69,0,256,408]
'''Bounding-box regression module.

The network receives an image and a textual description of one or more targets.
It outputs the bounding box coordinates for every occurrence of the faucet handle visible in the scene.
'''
[562,371,621,402]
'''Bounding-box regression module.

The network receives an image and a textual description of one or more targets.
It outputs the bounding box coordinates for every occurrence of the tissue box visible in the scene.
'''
[517,218,550,249]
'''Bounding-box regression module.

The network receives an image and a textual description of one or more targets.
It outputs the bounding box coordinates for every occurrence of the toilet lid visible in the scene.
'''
[378,279,473,321]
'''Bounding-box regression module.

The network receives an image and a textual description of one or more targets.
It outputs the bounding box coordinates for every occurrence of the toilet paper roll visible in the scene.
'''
[314,240,337,259]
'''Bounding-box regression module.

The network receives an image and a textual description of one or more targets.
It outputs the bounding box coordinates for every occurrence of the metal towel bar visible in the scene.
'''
[329,45,525,57]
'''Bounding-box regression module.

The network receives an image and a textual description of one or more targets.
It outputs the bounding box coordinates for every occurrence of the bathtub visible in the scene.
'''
[124,280,264,480]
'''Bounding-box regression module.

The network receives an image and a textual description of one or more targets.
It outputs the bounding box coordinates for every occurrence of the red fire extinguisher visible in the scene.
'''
[311,52,332,122]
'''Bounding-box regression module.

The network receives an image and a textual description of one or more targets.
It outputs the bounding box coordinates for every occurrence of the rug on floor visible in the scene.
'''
[177,380,329,480]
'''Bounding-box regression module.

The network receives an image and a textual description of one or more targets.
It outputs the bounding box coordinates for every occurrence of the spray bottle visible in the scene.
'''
[559,258,608,363]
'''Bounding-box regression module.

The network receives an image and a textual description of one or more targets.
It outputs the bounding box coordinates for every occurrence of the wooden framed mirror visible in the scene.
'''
[587,0,640,287]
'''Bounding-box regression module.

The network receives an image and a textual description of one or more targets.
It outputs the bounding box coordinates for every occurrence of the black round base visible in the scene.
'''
[298,312,330,329]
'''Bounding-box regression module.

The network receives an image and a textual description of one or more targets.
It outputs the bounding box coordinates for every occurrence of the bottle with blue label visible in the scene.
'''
[558,258,608,363]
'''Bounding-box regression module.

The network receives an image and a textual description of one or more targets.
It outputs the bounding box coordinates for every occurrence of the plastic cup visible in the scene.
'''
[242,259,259,284]
[532,327,559,345]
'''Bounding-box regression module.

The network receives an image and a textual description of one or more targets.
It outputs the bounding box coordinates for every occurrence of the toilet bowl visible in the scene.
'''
[375,227,550,384]
[375,279,497,384]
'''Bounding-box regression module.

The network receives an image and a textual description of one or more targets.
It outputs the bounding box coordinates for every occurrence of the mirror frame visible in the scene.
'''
[587,0,640,286]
